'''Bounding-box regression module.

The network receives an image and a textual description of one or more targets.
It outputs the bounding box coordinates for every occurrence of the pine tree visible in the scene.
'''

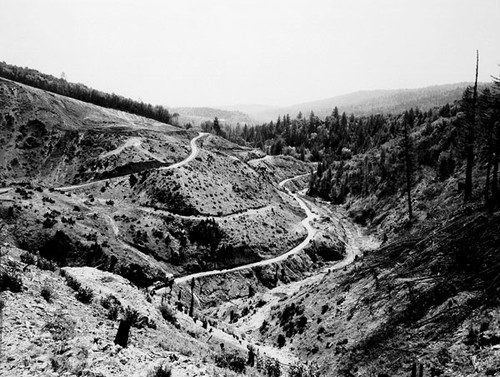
[491,71,500,202]
[464,50,479,202]
[213,117,221,136]
[402,111,414,221]
[189,278,195,318]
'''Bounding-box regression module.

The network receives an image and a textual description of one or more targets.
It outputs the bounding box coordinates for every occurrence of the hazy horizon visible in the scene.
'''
[1,0,499,108]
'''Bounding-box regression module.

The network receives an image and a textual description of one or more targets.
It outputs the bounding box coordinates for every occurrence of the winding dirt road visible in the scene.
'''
[159,132,207,170]
[100,136,166,163]
[54,132,208,192]
[174,173,318,284]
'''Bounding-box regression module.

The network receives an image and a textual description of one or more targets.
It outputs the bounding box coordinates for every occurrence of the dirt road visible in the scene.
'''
[174,173,318,284]
[54,132,207,192]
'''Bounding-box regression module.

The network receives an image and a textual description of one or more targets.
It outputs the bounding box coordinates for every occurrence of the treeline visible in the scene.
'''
[212,73,500,209]
[223,104,458,163]
[0,61,172,125]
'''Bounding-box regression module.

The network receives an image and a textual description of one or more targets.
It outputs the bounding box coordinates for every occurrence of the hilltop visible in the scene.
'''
[238,83,485,122]
[169,107,256,128]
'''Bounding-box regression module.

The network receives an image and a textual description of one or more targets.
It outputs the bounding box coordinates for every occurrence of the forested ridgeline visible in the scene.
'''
[212,77,499,216]
[0,61,172,125]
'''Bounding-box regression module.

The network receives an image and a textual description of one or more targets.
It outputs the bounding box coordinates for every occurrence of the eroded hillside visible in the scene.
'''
[0,78,192,186]
[0,79,321,287]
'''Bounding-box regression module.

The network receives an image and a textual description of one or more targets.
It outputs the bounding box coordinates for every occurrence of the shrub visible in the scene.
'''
[123,306,140,325]
[256,299,267,308]
[296,315,308,333]
[159,304,178,327]
[41,284,53,302]
[214,351,246,374]
[20,251,36,265]
[259,320,269,334]
[289,362,321,377]
[62,272,81,291]
[147,363,172,377]
[114,306,142,348]
[36,256,57,271]
[129,174,138,187]
[0,269,23,292]
[43,313,75,341]
[264,358,282,377]
[100,294,122,320]
[75,286,93,303]
[437,151,455,180]
[321,304,329,314]
[277,334,286,348]
[43,217,57,228]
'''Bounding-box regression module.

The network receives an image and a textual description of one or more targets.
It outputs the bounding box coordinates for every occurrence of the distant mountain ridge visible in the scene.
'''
[237,83,488,122]
[156,83,484,127]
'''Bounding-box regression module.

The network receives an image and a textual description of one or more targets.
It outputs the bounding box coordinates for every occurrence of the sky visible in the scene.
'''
[1,0,499,108]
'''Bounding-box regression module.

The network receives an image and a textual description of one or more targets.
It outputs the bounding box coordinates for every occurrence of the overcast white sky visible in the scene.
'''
[1,0,499,107]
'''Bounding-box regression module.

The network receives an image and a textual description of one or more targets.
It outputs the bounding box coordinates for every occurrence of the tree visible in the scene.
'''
[464,50,479,202]
[189,278,195,318]
[491,72,500,202]
[477,88,495,204]
[402,110,414,221]
[213,117,221,136]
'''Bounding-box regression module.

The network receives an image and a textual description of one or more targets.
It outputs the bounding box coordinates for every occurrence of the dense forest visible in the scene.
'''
[0,61,172,125]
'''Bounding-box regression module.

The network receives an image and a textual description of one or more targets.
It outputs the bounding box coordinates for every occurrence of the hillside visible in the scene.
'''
[0,61,173,125]
[170,106,256,127]
[224,81,500,375]
[0,79,323,288]
[1,77,360,377]
[0,77,191,187]
[2,72,500,377]
[246,83,485,122]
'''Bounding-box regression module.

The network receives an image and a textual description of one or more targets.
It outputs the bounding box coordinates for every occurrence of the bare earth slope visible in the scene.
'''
[0,80,319,287]
[1,79,388,377]
[0,78,193,186]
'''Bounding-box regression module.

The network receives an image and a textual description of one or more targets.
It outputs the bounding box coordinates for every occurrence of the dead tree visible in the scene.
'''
[189,278,195,318]
[402,110,414,221]
[464,50,479,202]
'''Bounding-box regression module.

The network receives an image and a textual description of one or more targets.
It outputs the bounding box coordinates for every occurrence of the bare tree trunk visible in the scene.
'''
[485,158,492,202]
[403,116,413,221]
[484,113,494,204]
[114,319,131,348]
[465,50,479,201]
[189,278,195,318]
[493,130,499,200]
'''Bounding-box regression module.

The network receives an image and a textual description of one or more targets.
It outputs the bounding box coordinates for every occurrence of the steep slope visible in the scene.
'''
[0,78,192,187]
[250,206,500,376]
[0,78,362,377]
[0,244,280,377]
[0,79,321,289]
[230,86,500,376]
